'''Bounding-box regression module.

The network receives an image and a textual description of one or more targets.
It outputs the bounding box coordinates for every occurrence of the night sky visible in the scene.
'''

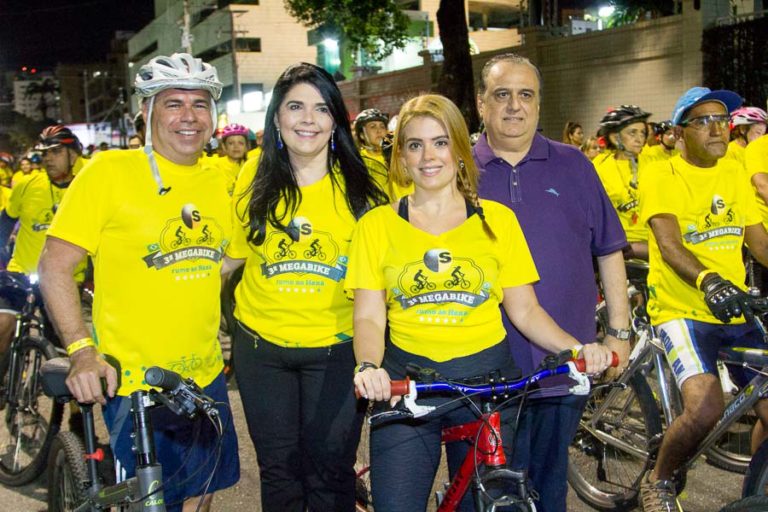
[0,0,155,70]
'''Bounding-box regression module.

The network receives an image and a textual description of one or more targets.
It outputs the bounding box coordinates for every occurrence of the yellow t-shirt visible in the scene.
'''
[639,144,679,167]
[595,156,646,242]
[639,155,761,325]
[0,186,10,213]
[210,157,242,196]
[745,134,768,228]
[227,170,357,348]
[247,147,261,161]
[48,149,232,395]
[6,172,84,277]
[11,169,40,188]
[723,140,746,168]
[345,200,539,361]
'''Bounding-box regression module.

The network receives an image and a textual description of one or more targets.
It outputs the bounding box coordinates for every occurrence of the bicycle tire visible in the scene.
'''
[720,495,768,512]
[355,407,372,511]
[742,433,768,497]
[472,467,535,512]
[47,431,89,512]
[0,335,64,485]
[704,408,755,474]
[567,372,662,511]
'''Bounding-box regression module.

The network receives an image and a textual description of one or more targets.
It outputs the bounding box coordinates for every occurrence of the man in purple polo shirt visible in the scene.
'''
[473,53,630,512]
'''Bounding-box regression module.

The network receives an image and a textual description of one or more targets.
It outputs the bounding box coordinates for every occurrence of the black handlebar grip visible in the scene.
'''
[145,366,183,391]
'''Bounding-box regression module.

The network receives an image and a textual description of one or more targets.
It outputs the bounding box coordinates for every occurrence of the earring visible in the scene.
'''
[277,128,284,150]
[458,158,466,172]
[330,130,336,152]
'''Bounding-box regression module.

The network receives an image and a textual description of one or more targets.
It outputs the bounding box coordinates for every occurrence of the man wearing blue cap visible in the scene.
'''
[638,87,768,512]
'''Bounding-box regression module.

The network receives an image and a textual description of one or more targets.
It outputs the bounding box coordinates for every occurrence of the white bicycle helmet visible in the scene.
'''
[135,53,223,195]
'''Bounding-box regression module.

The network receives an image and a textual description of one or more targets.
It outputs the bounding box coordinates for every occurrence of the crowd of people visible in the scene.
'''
[0,48,765,512]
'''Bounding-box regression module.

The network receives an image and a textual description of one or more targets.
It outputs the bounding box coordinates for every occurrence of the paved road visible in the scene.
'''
[0,386,745,511]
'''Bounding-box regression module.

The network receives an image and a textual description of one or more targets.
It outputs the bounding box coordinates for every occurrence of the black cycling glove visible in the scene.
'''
[700,273,753,324]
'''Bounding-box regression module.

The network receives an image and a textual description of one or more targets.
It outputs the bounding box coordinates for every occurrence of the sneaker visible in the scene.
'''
[640,470,683,512]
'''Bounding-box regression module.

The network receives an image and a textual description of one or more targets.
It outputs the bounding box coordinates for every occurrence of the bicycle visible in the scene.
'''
[0,271,64,486]
[355,352,619,511]
[568,292,768,510]
[41,357,226,512]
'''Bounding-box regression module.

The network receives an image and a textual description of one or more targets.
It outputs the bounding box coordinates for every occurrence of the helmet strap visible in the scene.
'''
[142,96,170,195]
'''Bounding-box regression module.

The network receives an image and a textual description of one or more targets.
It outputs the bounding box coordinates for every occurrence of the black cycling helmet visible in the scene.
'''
[653,120,674,136]
[599,105,652,132]
[38,125,83,154]
[355,108,389,144]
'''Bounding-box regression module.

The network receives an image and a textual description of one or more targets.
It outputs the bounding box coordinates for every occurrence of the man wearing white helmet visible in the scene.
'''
[38,53,239,511]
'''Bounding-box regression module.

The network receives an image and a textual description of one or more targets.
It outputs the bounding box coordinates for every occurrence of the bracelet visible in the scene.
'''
[571,344,584,359]
[696,269,715,290]
[66,337,96,356]
[354,361,378,374]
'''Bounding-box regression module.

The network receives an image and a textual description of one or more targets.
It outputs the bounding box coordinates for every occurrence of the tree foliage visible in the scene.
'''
[283,0,410,61]
[437,0,479,133]
[604,0,678,28]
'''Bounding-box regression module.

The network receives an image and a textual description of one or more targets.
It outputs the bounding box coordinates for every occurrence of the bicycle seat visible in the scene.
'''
[40,357,73,402]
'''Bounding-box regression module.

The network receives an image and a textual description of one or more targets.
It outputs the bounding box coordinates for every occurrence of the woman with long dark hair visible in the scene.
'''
[224,63,388,511]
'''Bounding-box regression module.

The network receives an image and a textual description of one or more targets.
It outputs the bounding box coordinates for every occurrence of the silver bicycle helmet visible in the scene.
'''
[135,53,223,195]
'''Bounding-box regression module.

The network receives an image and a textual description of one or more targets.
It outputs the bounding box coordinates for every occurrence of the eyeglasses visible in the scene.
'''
[680,114,730,131]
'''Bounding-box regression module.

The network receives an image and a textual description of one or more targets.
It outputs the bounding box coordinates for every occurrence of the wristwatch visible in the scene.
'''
[354,361,379,374]
[605,326,631,341]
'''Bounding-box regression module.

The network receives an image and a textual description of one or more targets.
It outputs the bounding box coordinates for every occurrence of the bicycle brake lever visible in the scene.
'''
[567,361,591,396]
[401,380,435,418]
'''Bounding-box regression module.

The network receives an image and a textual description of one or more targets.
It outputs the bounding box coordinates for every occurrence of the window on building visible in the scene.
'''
[235,38,261,52]
[131,41,158,62]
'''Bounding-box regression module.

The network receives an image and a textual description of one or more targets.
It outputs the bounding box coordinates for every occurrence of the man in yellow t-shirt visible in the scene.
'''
[639,120,679,166]
[0,125,85,355]
[38,53,239,509]
[638,87,768,512]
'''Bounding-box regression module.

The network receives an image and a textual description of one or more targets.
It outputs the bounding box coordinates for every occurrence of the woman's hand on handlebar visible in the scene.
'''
[354,368,402,406]
[578,343,615,375]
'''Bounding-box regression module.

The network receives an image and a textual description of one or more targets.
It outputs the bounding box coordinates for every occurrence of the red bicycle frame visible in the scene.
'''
[438,410,506,511]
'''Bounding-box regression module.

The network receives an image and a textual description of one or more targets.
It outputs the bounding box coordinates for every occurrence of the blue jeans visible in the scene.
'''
[508,394,588,512]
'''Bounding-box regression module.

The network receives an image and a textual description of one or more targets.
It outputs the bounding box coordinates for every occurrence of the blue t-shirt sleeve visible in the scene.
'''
[582,158,628,256]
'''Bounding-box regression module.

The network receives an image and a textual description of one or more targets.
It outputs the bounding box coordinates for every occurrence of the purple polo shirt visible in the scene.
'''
[474,132,626,396]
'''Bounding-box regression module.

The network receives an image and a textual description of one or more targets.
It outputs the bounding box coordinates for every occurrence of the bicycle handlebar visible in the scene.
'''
[144,366,219,419]
[357,352,619,403]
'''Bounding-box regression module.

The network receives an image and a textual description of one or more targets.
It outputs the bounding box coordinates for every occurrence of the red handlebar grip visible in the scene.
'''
[354,377,411,399]
[390,377,410,396]
[573,351,620,373]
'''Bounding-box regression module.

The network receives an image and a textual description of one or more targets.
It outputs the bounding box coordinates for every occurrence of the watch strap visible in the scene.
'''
[605,326,631,341]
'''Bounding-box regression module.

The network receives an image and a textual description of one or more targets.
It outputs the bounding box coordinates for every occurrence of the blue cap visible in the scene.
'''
[671,87,743,125]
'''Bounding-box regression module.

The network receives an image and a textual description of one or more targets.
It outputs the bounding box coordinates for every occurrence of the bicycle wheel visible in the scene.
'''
[567,372,662,511]
[355,408,372,511]
[721,495,768,512]
[0,335,64,485]
[472,467,535,511]
[47,431,89,512]
[742,434,768,497]
[705,408,756,474]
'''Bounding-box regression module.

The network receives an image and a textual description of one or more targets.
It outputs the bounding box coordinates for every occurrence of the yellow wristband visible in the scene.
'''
[695,269,715,290]
[66,337,96,356]
[571,344,584,359]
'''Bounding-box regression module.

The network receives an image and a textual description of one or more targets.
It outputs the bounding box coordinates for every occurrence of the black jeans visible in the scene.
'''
[233,322,365,512]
